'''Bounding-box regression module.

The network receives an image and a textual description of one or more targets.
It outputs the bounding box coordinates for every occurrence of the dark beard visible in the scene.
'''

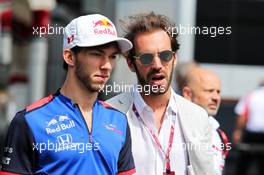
[75,58,100,92]
[133,60,174,95]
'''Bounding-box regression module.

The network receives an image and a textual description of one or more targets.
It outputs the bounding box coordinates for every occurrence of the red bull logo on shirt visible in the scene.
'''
[93,18,116,36]
[46,115,76,135]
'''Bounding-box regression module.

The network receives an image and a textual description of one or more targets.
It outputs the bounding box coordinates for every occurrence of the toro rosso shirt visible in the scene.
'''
[1,91,135,175]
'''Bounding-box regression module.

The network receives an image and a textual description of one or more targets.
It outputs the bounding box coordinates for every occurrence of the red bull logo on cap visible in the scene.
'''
[93,18,113,27]
[93,18,116,36]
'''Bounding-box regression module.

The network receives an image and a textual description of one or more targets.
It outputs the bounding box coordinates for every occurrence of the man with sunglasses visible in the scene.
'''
[0,14,135,175]
[107,12,216,175]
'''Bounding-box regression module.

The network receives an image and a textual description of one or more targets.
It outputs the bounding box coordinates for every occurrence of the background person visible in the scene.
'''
[232,80,264,175]
[107,12,216,175]
[174,61,198,95]
[0,14,135,175]
[181,67,229,175]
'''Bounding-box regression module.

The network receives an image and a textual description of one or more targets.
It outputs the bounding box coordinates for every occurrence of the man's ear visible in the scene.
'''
[63,49,75,67]
[126,57,136,72]
[182,86,192,101]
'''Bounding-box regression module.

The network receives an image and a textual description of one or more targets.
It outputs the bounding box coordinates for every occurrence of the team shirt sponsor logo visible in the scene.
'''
[103,123,123,135]
[2,156,11,165]
[2,147,13,165]
[46,115,76,134]
[57,134,73,148]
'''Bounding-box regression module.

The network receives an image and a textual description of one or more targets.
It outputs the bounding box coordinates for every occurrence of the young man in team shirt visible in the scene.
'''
[0,14,135,175]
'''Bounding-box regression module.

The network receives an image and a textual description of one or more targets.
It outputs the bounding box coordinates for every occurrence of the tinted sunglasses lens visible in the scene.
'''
[159,51,173,61]
[139,53,153,65]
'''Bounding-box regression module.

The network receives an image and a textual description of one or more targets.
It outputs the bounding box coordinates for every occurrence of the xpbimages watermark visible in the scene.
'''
[32,23,84,37]
[165,24,232,38]
[32,140,100,154]
[99,82,166,95]
[32,24,66,37]
[32,24,232,38]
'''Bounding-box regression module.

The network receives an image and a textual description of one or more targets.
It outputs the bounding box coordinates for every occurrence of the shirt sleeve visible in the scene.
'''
[234,95,248,115]
[1,110,38,174]
[117,123,135,175]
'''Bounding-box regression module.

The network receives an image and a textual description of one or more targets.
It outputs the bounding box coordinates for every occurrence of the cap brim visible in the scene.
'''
[115,38,133,53]
[77,37,133,53]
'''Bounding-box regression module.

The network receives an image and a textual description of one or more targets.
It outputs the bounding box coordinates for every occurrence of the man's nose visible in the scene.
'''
[151,55,162,69]
[101,56,115,70]
[212,91,221,102]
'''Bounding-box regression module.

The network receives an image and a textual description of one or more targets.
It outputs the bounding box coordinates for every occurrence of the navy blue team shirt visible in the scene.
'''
[0,91,135,175]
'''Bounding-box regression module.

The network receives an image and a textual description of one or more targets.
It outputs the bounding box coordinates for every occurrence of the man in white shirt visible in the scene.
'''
[107,12,216,175]
[182,67,230,175]
[233,80,264,175]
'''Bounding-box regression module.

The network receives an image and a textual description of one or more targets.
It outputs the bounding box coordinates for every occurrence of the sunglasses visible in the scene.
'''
[133,50,175,66]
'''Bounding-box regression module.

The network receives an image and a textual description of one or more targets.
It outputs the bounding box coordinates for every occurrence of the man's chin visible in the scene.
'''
[87,84,106,92]
[150,91,166,96]
[97,84,106,91]
[208,110,218,116]
[150,85,169,95]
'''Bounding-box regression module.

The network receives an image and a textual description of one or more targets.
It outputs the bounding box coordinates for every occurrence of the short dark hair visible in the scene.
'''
[63,41,119,71]
[122,12,180,61]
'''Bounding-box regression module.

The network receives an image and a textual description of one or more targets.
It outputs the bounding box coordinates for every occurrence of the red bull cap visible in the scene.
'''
[63,14,132,53]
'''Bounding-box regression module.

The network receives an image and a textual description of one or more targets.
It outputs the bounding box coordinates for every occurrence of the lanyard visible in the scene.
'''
[217,129,229,157]
[132,104,176,173]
